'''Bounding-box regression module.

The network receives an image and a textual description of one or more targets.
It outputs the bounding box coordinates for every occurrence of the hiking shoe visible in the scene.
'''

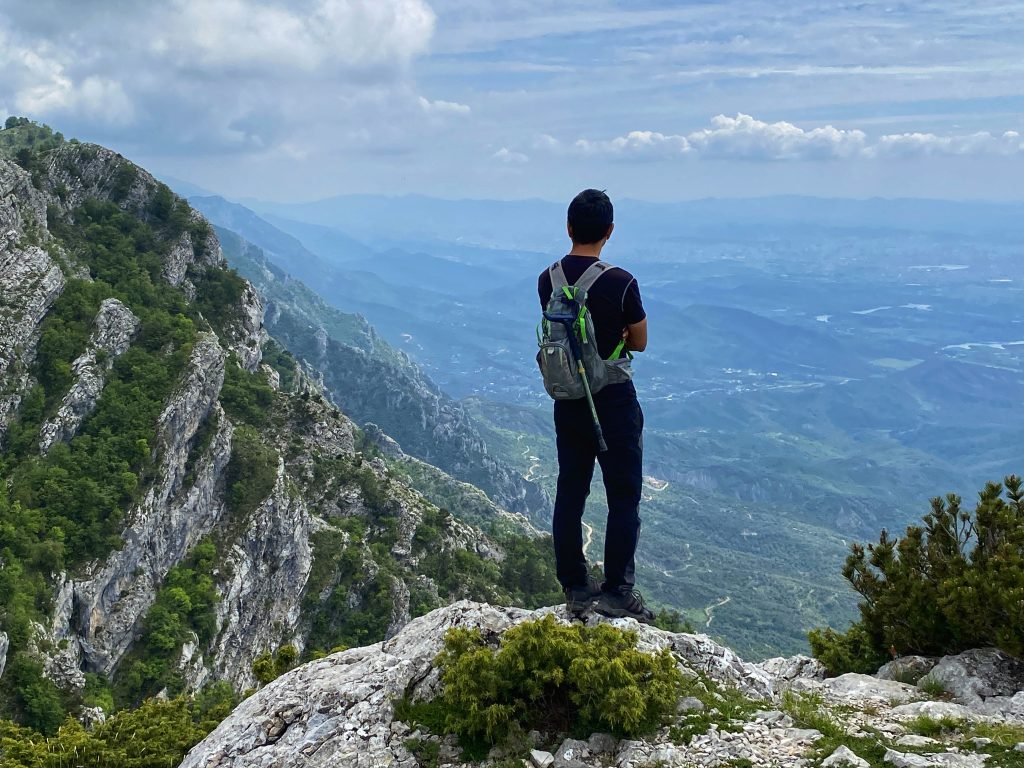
[595,589,656,624]
[564,576,603,619]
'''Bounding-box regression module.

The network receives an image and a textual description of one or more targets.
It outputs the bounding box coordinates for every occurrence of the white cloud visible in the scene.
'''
[687,114,867,160]
[418,96,471,115]
[492,147,529,164]
[869,130,1024,158]
[575,130,692,157]
[162,0,436,72]
[543,114,1023,162]
[0,30,134,125]
[0,0,457,154]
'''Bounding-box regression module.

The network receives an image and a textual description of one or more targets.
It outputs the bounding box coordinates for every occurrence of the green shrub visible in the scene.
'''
[906,714,963,739]
[810,475,1024,672]
[407,615,686,749]
[225,426,279,518]
[0,688,237,768]
[192,266,248,336]
[807,624,887,677]
[262,339,298,392]
[252,645,299,686]
[220,361,275,428]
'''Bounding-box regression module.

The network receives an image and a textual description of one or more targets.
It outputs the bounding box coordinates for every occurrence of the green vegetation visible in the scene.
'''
[225,425,279,519]
[780,691,887,768]
[252,645,299,686]
[113,541,219,707]
[810,475,1024,673]
[0,685,235,768]
[905,713,963,739]
[398,616,686,756]
[0,119,65,188]
[917,674,949,699]
[220,359,276,428]
[262,339,298,392]
[192,264,247,336]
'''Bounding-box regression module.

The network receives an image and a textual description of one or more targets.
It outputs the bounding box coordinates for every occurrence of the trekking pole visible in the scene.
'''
[577,358,608,453]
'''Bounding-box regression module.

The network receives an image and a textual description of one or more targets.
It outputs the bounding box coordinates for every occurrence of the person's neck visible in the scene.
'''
[567,243,603,259]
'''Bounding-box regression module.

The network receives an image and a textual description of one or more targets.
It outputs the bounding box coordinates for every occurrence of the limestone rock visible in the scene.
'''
[78,706,106,729]
[761,654,828,681]
[823,745,870,768]
[181,601,770,768]
[55,336,229,678]
[879,656,939,684]
[587,733,618,754]
[884,749,988,768]
[0,631,8,680]
[530,750,555,768]
[677,696,705,713]
[553,738,590,768]
[0,236,65,438]
[38,298,141,452]
[208,459,314,690]
[789,672,921,705]
[896,735,940,747]
[927,648,1024,706]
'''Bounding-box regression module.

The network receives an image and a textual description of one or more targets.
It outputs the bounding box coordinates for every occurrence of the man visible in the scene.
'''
[537,189,653,623]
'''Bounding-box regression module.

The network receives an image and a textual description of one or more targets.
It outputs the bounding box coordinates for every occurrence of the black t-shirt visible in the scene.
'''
[537,255,646,360]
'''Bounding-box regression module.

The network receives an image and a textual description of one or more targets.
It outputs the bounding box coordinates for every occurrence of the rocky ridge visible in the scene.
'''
[183,602,1024,768]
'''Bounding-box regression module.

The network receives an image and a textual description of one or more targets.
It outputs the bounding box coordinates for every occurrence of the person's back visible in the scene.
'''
[536,188,653,623]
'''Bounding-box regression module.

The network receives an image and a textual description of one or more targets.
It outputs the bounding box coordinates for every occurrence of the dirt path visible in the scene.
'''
[582,521,594,557]
[704,596,731,627]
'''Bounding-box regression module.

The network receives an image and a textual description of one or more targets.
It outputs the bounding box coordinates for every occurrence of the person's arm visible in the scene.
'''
[624,318,647,352]
[621,276,647,352]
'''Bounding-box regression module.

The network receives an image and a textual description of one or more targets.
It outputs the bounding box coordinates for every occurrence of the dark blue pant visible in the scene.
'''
[552,383,643,593]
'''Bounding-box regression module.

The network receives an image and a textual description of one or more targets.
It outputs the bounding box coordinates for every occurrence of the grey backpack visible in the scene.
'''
[536,260,632,400]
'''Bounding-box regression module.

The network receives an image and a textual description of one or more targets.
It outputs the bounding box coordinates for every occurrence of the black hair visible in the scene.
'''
[567,189,613,245]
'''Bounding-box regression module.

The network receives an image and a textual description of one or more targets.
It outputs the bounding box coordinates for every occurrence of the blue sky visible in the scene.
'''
[1,0,1022,201]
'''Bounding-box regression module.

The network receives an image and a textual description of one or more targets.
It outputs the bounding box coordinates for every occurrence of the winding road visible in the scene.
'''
[704,596,731,627]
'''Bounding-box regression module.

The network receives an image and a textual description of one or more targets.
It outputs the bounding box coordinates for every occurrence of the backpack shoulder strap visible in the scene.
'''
[549,261,569,292]
[572,261,613,295]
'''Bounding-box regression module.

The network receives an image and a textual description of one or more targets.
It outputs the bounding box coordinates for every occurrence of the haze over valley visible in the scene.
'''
[192,191,1024,656]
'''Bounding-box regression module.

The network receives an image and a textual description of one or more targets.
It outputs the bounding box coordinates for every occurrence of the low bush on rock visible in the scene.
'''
[399,615,686,753]
[810,475,1024,674]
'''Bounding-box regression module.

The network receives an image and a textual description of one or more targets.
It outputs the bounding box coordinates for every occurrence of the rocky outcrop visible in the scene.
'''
[181,601,774,768]
[759,654,828,681]
[924,648,1024,709]
[183,601,1024,768]
[878,656,939,684]
[51,335,229,679]
[42,144,217,274]
[0,631,8,680]
[0,158,65,438]
[208,460,314,691]
[38,298,141,452]
[220,281,264,372]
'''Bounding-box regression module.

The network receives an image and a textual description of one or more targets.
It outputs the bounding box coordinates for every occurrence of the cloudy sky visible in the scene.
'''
[2,0,1023,201]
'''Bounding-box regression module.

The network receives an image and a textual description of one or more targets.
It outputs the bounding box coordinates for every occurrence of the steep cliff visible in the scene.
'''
[0,123,560,735]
